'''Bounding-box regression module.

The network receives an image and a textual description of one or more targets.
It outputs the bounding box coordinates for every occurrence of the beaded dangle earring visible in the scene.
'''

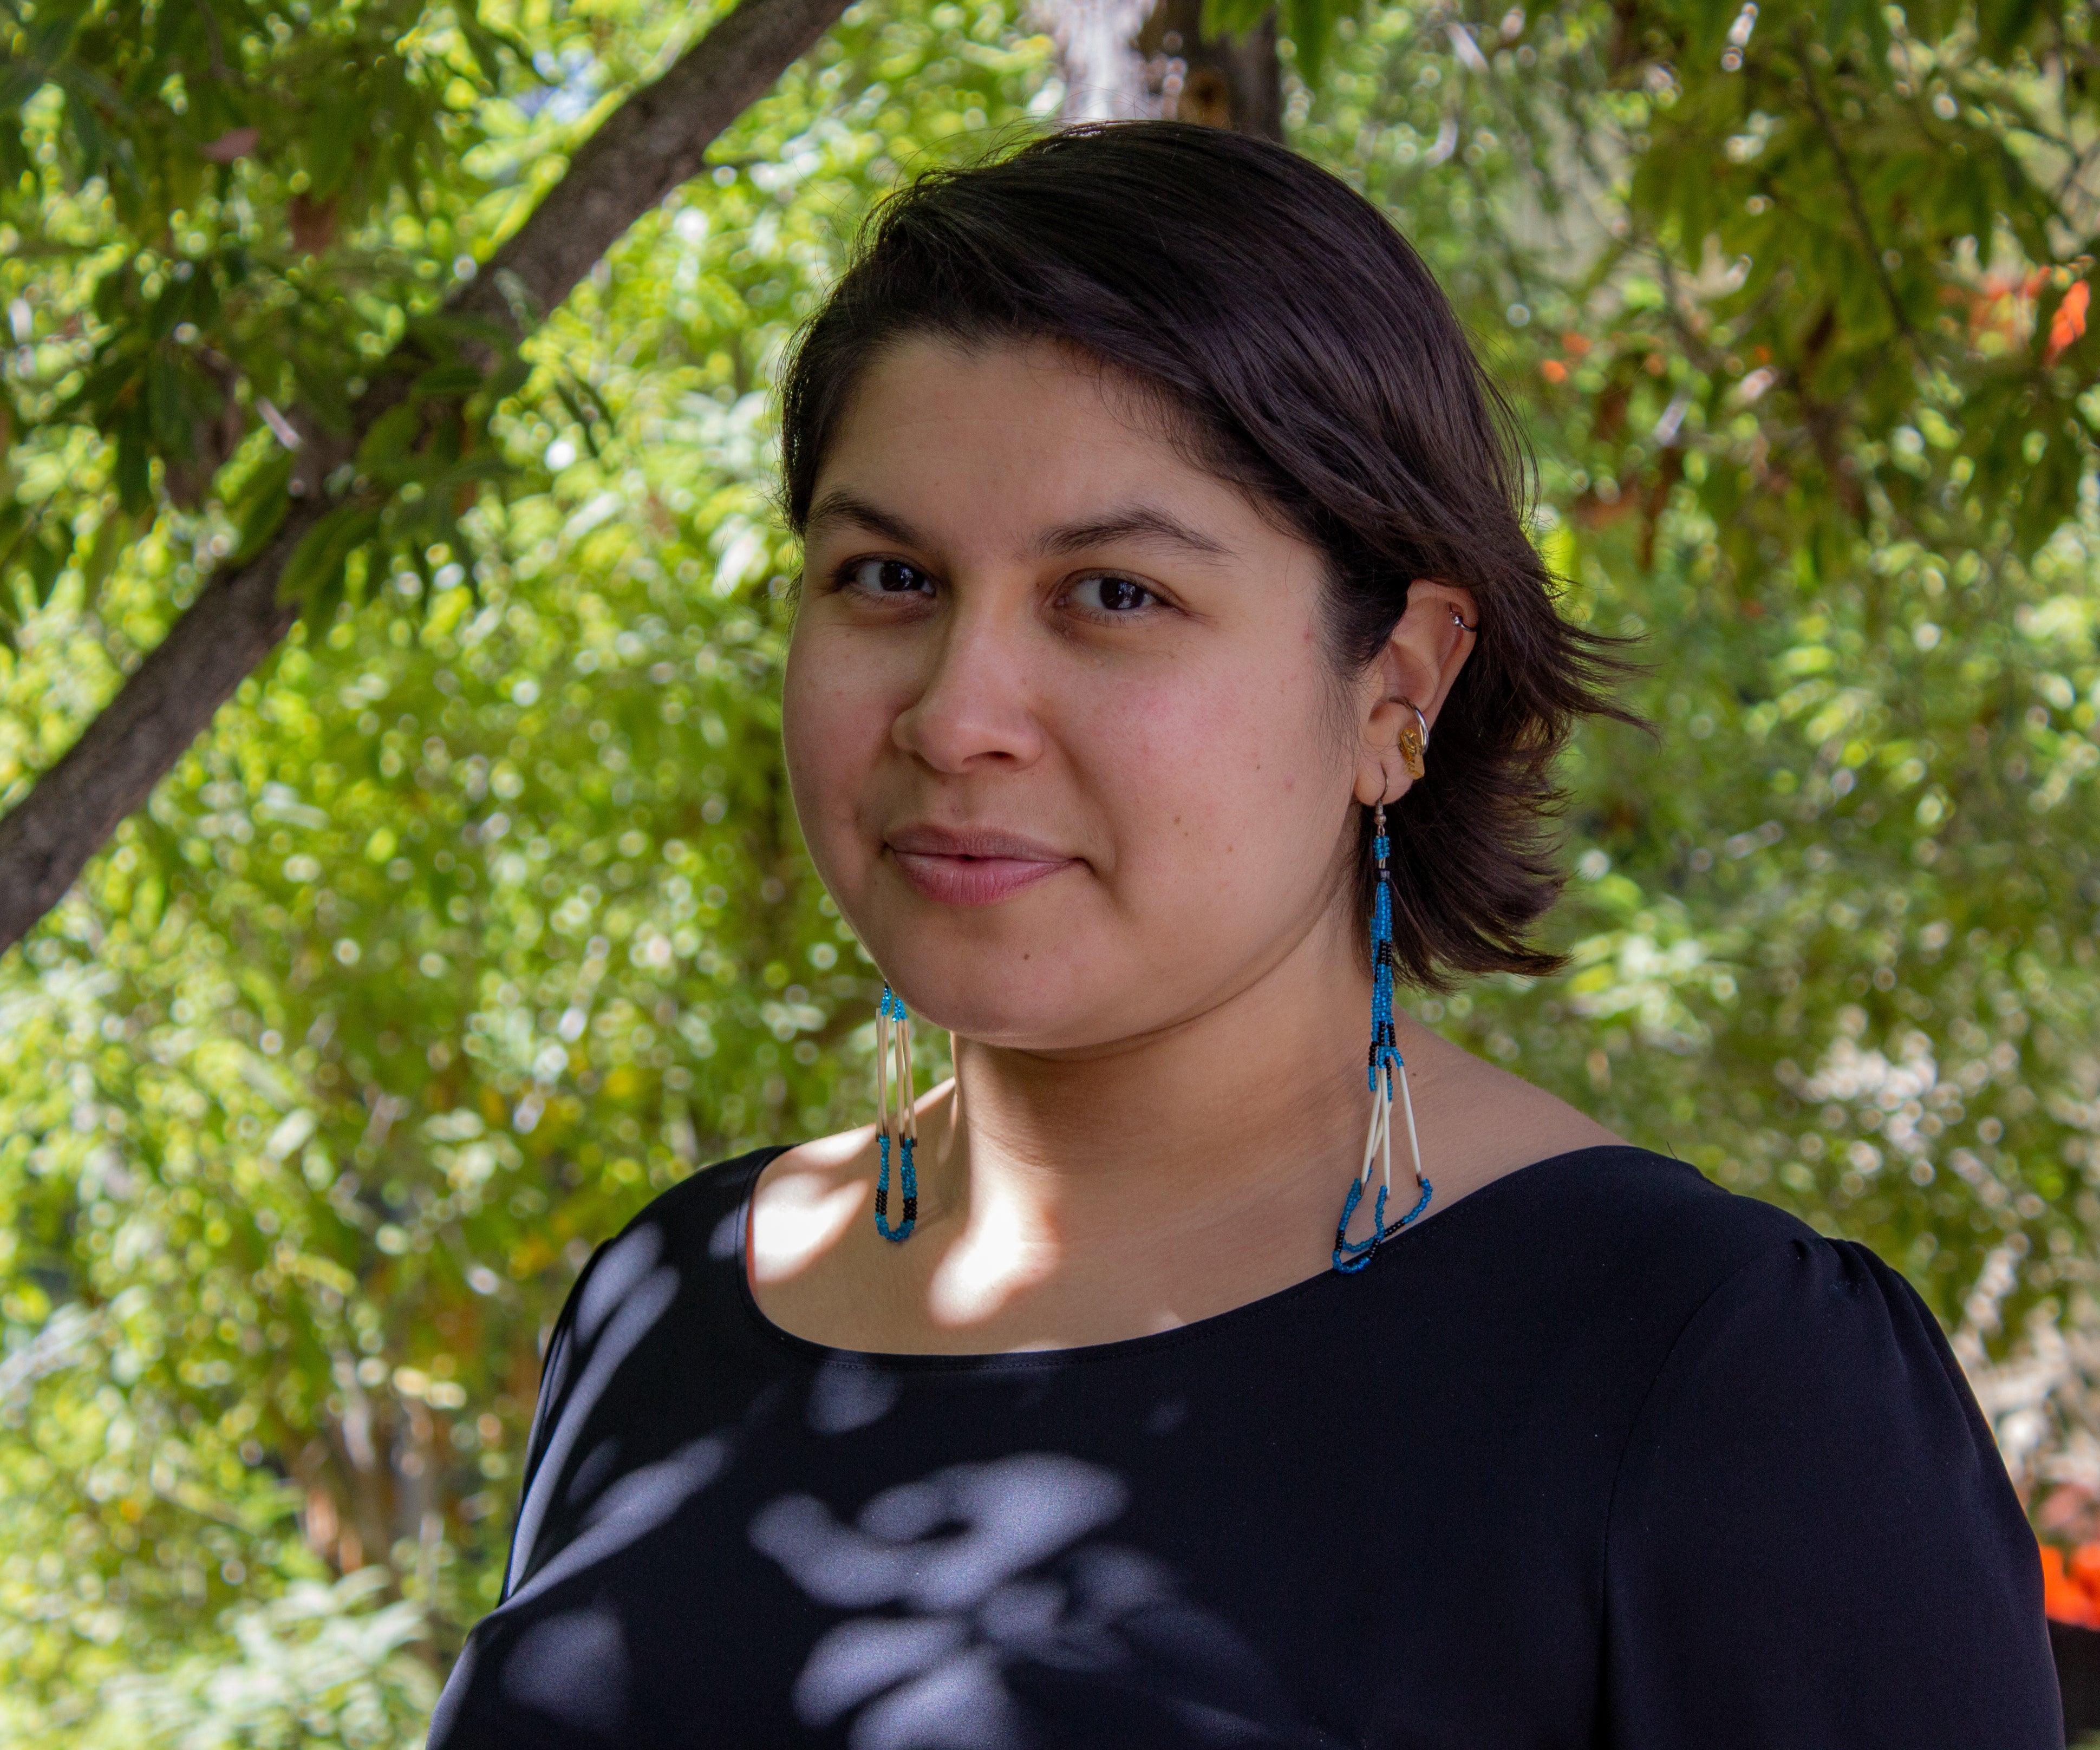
[872,985,918,1242]
[1332,798,1433,1273]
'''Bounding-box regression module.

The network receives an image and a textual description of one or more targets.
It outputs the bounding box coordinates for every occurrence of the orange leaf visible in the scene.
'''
[289,192,338,258]
[2044,1545,2100,1625]
[200,127,259,165]
[1540,359,1568,383]
[2046,281,2089,364]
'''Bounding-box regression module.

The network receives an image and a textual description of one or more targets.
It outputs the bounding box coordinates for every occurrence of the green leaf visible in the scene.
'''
[1204,0,1279,44]
[76,506,134,605]
[289,354,353,436]
[24,528,71,607]
[0,0,90,113]
[147,349,188,449]
[277,501,380,616]
[460,18,506,88]
[91,265,131,324]
[413,362,488,400]
[552,382,605,460]
[148,277,188,342]
[1977,0,2045,56]
[487,351,532,403]
[357,403,419,471]
[306,87,354,197]
[231,449,298,565]
[1817,0,1868,47]
[116,407,152,516]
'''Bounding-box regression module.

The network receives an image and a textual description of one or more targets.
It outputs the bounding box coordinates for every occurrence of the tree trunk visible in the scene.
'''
[1044,0,1282,140]
[1138,0,1282,141]
[0,0,852,957]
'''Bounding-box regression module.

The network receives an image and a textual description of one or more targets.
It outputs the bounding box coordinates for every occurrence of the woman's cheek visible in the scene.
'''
[1150,677,1342,922]
[781,632,877,898]
[1068,674,1266,910]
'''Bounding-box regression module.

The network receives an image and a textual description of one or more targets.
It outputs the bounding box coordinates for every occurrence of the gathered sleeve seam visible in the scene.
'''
[1594,1232,1811,1617]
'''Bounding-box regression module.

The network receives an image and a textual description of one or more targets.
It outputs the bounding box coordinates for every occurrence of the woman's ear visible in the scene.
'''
[1352,581,1479,806]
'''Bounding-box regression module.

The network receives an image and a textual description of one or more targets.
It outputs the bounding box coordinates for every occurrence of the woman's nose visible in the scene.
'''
[889,600,1046,775]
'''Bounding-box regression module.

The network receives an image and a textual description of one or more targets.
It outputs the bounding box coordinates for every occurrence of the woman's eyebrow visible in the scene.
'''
[807,491,1231,561]
[1034,506,1232,559]
[806,488,929,549]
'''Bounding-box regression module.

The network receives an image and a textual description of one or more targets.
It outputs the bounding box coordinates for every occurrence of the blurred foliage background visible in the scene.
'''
[3,0,2099,1740]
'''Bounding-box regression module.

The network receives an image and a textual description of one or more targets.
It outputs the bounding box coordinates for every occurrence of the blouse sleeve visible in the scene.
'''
[1603,1234,2062,1749]
[495,1240,599,1602]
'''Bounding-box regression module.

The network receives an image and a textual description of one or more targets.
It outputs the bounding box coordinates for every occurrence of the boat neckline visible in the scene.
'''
[732,1141,1673,1372]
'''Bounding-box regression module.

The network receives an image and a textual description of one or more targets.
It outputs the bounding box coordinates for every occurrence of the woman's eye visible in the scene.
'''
[1069,574,1157,616]
[842,558,933,597]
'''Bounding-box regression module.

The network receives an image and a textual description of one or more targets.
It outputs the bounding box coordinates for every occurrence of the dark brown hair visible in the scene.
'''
[779,121,1627,988]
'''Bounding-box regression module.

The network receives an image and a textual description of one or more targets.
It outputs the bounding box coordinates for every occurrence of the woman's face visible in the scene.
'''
[782,338,1371,1050]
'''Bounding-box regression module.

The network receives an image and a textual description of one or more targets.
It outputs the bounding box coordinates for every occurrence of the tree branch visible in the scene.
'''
[1795,27,1924,364]
[0,0,851,957]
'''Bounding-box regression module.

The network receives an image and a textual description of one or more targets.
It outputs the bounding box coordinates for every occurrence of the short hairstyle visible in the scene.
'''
[778,121,1628,988]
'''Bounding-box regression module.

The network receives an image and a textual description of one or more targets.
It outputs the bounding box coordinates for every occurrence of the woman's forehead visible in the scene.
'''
[826,338,1178,461]
[810,339,1277,559]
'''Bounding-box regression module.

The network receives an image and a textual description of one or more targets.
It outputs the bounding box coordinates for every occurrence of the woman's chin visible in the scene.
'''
[898,992,1091,1051]
[886,963,1152,1054]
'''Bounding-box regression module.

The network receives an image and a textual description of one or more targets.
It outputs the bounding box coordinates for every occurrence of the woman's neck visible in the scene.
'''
[859,914,1417,1339]
[925,926,1374,1242]
[749,920,1617,1354]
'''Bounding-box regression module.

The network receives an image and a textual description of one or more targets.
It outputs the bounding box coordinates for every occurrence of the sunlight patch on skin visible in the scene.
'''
[924,1186,1061,1327]
[926,1209,1198,1340]
[752,1136,871,1281]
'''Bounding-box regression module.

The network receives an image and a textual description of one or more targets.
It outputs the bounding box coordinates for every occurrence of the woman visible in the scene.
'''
[430,123,2059,1747]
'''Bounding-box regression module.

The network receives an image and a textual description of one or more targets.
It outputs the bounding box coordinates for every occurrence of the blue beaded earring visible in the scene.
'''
[872,984,917,1242]
[1333,796,1433,1273]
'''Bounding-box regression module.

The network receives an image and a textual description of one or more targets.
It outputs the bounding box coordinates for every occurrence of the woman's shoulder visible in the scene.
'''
[1576,1155,2051,1740]
[547,1147,779,1340]
[1434,1142,1827,1303]
[1410,1144,1967,1402]
[1452,1144,1973,1431]
[607,1143,777,1251]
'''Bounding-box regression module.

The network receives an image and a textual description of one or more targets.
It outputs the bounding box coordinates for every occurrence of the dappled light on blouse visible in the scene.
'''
[423,1151,2063,1749]
[748,1452,1314,1746]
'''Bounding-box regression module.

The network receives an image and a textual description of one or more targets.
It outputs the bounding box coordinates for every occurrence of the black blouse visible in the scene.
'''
[428,1145,2060,1748]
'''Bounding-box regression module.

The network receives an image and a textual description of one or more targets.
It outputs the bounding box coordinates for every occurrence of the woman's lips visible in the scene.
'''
[885,827,1079,906]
